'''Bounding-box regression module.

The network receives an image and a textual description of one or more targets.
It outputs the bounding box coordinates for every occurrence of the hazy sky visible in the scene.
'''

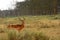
[0,0,25,10]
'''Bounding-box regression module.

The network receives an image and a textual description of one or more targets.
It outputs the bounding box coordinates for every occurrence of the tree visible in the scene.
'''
[15,0,58,15]
[53,0,57,15]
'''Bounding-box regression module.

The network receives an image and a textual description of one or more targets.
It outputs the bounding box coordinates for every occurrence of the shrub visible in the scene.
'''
[7,29,49,40]
[7,29,19,40]
[0,28,5,33]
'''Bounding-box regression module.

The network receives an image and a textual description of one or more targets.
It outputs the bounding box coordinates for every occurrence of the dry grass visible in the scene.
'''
[0,15,60,40]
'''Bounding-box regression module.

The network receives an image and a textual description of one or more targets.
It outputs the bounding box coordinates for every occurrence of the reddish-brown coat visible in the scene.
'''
[7,19,25,31]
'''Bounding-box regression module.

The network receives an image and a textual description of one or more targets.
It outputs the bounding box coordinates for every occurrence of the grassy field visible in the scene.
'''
[0,15,60,40]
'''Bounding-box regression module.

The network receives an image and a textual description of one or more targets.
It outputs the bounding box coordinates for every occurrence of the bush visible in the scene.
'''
[0,28,5,33]
[7,29,19,40]
[7,29,49,40]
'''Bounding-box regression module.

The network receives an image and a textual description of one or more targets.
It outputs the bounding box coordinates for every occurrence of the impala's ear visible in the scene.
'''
[23,17,25,20]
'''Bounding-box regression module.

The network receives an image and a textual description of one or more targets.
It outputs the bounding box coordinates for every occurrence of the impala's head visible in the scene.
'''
[18,17,25,21]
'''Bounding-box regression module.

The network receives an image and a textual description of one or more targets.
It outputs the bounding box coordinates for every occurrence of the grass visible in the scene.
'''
[7,29,49,40]
[0,15,60,40]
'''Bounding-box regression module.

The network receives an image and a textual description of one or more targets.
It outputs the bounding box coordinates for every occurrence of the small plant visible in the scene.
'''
[34,32,49,40]
[7,29,49,40]
[7,29,19,40]
[0,28,5,33]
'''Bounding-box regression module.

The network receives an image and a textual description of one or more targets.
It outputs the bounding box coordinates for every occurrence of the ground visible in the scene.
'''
[0,15,60,40]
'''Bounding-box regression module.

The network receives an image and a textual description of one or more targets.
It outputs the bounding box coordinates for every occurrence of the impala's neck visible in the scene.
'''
[21,20,24,25]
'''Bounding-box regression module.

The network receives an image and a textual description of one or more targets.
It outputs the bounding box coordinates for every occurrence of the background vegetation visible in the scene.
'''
[0,15,60,40]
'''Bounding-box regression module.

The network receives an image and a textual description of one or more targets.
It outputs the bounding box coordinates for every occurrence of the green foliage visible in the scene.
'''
[15,0,57,15]
[7,29,19,40]
[7,29,49,40]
